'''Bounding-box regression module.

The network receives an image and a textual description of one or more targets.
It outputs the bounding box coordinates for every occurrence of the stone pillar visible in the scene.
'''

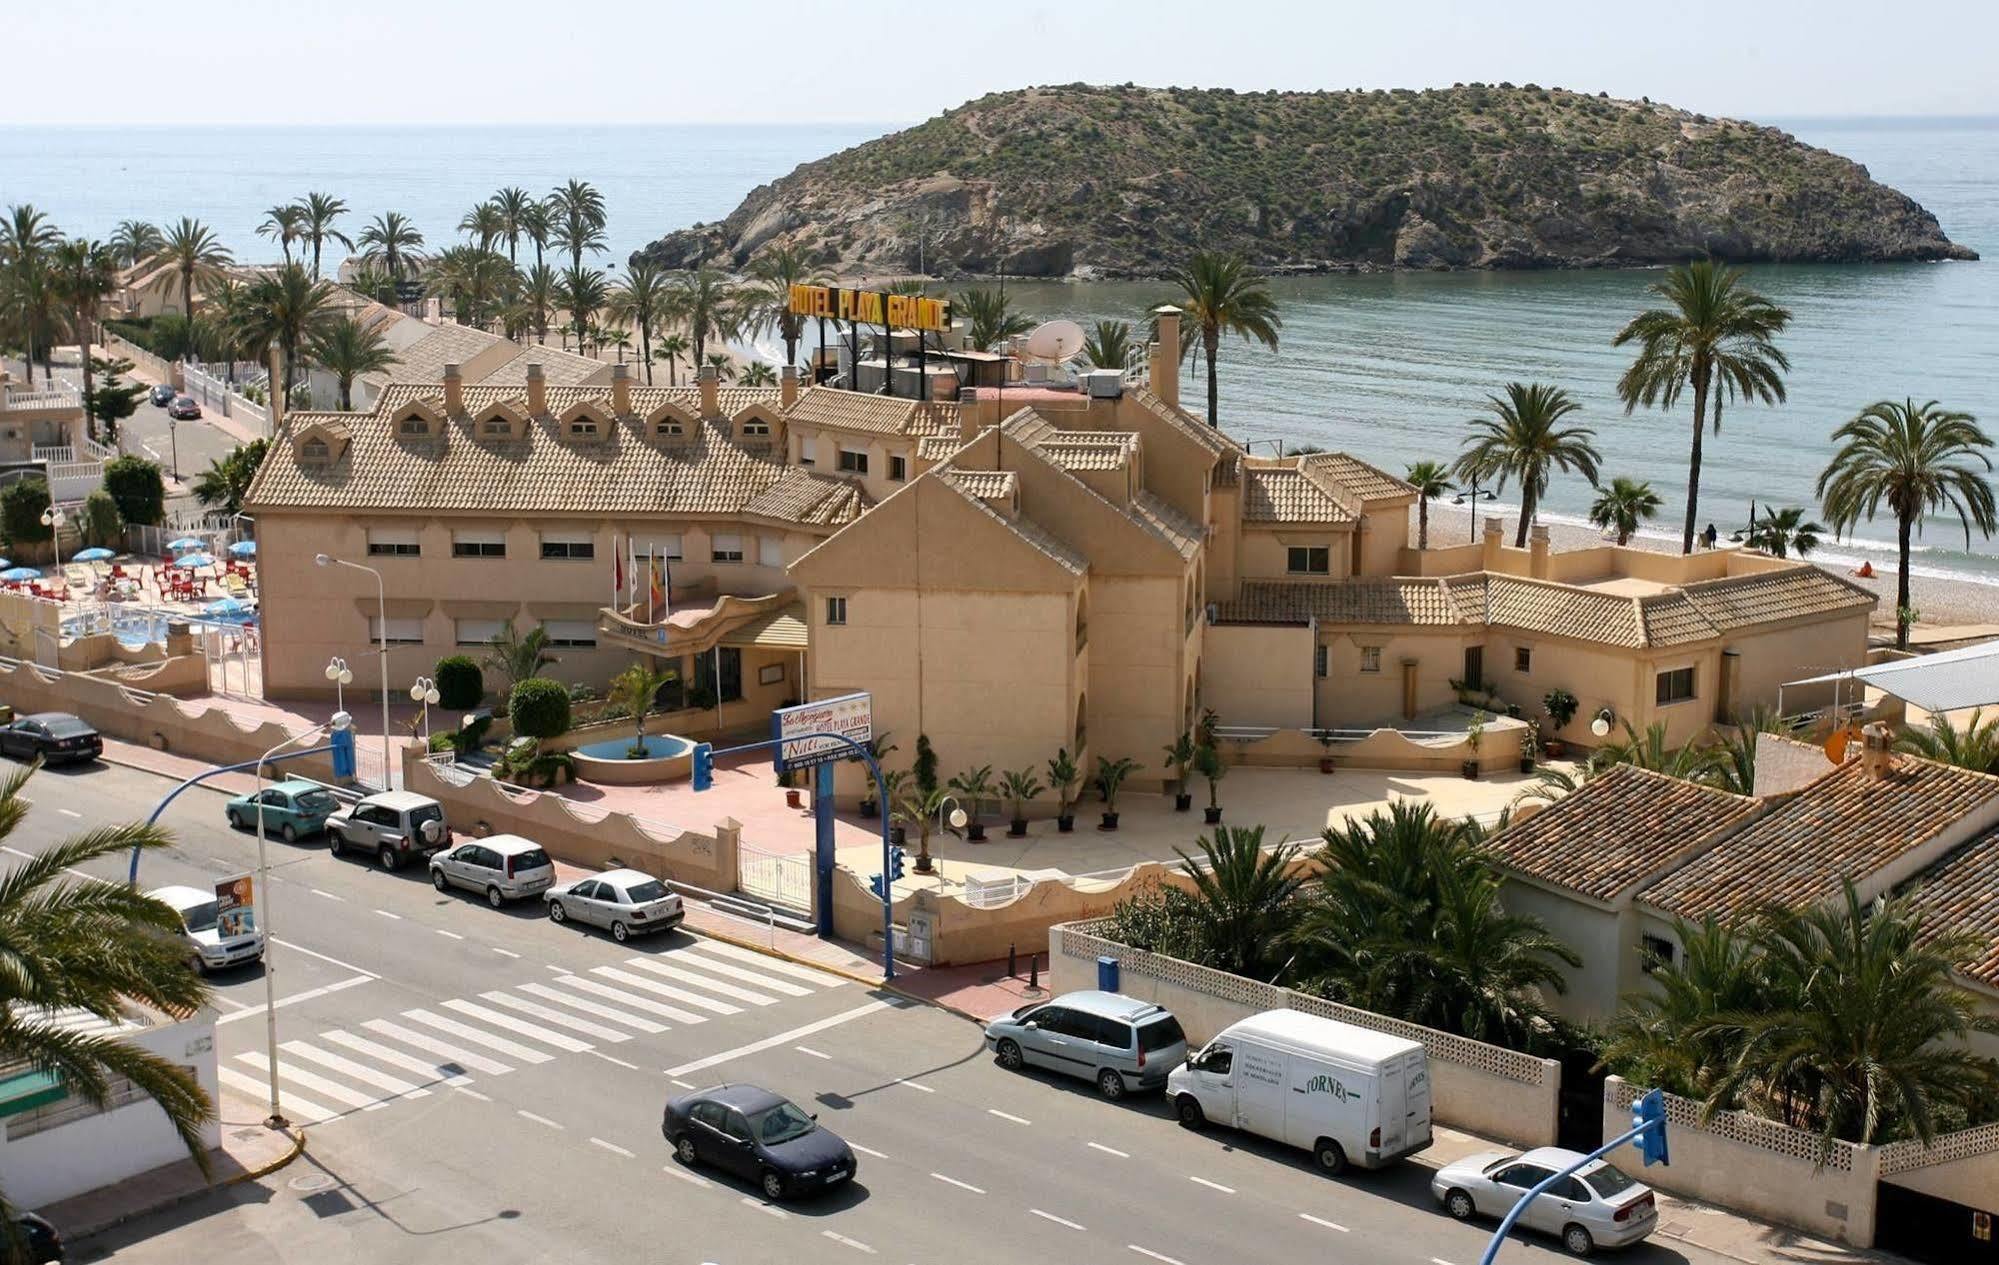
[697,364,720,418]
[442,362,463,415]
[780,364,800,410]
[611,362,631,416]
[1529,524,1551,579]
[1482,516,1504,570]
[525,363,546,416]
[1148,304,1181,408]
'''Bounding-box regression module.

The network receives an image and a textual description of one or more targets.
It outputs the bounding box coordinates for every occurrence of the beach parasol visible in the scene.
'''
[72,547,116,563]
[227,540,258,558]
[171,552,217,569]
[166,537,205,552]
[203,597,253,616]
[0,567,42,582]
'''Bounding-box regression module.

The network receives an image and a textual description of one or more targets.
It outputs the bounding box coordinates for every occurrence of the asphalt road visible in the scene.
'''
[121,385,245,488]
[13,761,1731,1265]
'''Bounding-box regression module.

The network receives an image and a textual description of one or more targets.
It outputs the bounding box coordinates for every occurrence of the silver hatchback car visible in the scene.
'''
[546,867,684,941]
[983,990,1188,1100]
[1432,1146,1658,1256]
[429,834,555,906]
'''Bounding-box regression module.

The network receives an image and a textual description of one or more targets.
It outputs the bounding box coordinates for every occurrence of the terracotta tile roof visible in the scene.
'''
[787,388,918,436]
[1900,829,1999,991]
[1637,592,1719,647]
[944,470,1016,499]
[1213,578,1461,625]
[1485,576,1650,647]
[917,433,963,461]
[1485,766,1761,904]
[1683,567,1877,630]
[936,475,1087,575]
[1304,452,1414,502]
[478,347,608,386]
[1242,467,1357,524]
[1130,388,1243,458]
[1037,434,1140,472]
[1004,435,1199,563]
[1639,757,1999,921]
[1212,454,1242,488]
[1133,491,1204,559]
[361,323,515,390]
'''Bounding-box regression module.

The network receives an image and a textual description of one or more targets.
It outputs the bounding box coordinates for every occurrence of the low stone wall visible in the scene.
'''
[1053,919,1562,1147]
[1880,1120,1999,1211]
[1224,724,1521,776]
[568,747,693,786]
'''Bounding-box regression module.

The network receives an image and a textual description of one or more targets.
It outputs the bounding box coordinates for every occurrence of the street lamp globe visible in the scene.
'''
[948,806,968,830]
[409,676,439,706]
[330,710,353,733]
[324,657,352,685]
[314,553,332,567]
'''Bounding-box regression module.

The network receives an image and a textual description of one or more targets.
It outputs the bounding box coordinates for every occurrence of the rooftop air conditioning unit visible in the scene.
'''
[1084,369,1124,399]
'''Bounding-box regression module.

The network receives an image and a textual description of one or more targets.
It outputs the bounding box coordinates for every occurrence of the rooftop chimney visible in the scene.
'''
[1529,524,1551,579]
[1148,305,1181,409]
[780,364,800,410]
[442,362,464,415]
[525,363,546,416]
[1861,721,1893,780]
[1482,515,1503,569]
[697,364,720,418]
[611,362,631,416]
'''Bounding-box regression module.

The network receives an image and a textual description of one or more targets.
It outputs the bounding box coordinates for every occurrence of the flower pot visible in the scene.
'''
[1318,757,1335,774]
[890,824,906,846]
[1099,811,1120,831]
[1203,806,1223,825]
[1545,739,1566,758]
[913,852,934,874]
[859,798,878,819]
[1173,792,1192,812]
[784,788,803,810]
[1519,758,1536,774]
[1057,814,1075,833]
[1461,760,1480,781]
[1007,818,1028,838]
[967,822,986,842]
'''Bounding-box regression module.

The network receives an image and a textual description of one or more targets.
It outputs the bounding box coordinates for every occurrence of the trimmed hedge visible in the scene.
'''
[0,478,51,545]
[508,677,571,739]
[102,456,165,527]
[434,655,484,709]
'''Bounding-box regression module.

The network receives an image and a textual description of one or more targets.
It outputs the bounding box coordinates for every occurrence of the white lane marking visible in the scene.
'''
[210,994,251,1012]
[739,1196,786,1219]
[820,1230,875,1254]
[1189,1175,1235,1194]
[1088,1141,1130,1158]
[1129,1248,1187,1265]
[374,909,402,921]
[589,1137,635,1158]
[570,971,706,1024]
[594,965,739,1017]
[849,1142,888,1159]
[217,1066,340,1124]
[1300,1213,1349,1232]
[545,963,573,975]
[435,929,464,940]
[273,937,378,978]
[929,1172,985,1194]
[57,808,82,818]
[622,956,776,1006]
[453,1086,492,1102]
[216,975,369,1024]
[690,939,848,985]
[1431,1259,1457,1265]
[1031,1209,1085,1231]
[401,1009,552,1064]
[662,1164,709,1188]
[492,947,521,959]
[663,1001,892,1077]
[794,1045,831,1059]
[519,981,667,1033]
[479,990,631,1043]
[988,1108,1031,1126]
[670,1078,696,1089]
[235,1052,384,1111]
[361,1018,515,1076]
[589,1050,640,1071]
[662,950,812,996]
[893,1076,935,1094]
[279,1041,431,1099]
[321,1030,473,1086]
[440,998,593,1053]
[311,888,343,901]
[517,1109,563,1130]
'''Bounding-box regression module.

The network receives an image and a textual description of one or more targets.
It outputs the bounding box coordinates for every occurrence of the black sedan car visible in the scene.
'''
[662,1084,856,1201]
[7,1212,64,1262]
[0,713,101,765]
[149,382,177,407]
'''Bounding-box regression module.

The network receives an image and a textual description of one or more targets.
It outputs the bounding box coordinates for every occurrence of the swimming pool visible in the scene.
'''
[62,610,260,646]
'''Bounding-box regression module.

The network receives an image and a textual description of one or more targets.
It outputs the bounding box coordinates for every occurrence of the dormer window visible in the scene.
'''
[655,420,683,437]
[568,419,599,437]
[397,412,431,437]
[300,439,329,463]
[559,402,610,439]
[741,419,770,436]
[482,417,511,436]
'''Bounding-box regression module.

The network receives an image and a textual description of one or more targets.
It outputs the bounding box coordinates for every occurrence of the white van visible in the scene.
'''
[1166,1008,1432,1175]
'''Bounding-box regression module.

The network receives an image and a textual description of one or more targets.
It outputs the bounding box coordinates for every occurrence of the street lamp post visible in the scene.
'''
[252,710,352,1128]
[315,554,391,788]
[324,656,352,716]
[409,675,439,748]
[40,505,65,586]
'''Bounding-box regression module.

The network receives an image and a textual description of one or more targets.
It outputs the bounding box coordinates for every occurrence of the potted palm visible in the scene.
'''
[1316,729,1336,774]
[1162,731,1195,812]
[1519,721,1539,773]
[857,731,897,817]
[1542,688,1577,757]
[948,765,996,842]
[1462,710,1485,780]
[1001,767,1043,837]
[879,769,909,846]
[895,783,951,874]
[1093,755,1139,831]
[1195,742,1226,824]
[1046,748,1080,833]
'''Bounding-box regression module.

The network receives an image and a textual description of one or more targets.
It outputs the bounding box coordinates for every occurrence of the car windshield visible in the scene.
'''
[179,900,220,932]
[1136,1016,1185,1052]
[750,1101,816,1145]
[296,790,337,813]
[625,879,668,903]
[1581,1162,1640,1198]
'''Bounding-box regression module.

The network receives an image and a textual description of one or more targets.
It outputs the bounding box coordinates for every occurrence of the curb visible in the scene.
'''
[70,1123,306,1242]
[678,921,1000,1027]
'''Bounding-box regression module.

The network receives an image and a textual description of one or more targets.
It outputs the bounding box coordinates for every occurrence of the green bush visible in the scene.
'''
[508,677,571,739]
[80,489,122,548]
[102,456,166,527]
[433,655,484,709]
[0,478,52,546]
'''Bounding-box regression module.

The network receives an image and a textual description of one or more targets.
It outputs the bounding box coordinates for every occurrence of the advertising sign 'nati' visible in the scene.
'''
[788,284,952,333]
[772,692,873,774]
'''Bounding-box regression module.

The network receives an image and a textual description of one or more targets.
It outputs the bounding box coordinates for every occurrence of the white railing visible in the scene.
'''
[180,361,270,435]
[2,385,80,411]
[963,873,1034,909]
[46,461,104,504]
[31,445,74,464]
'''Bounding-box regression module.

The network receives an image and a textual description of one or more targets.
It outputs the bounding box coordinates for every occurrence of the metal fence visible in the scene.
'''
[735,842,813,915]
[179,362,269,436]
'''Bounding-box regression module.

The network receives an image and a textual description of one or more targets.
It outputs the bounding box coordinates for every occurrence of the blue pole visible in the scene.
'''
[1475,1118,1658,1265]
[813,761,835,940]
[127,745,335,886]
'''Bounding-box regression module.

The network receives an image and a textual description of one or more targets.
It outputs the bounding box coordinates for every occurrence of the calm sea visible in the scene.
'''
[4,117,1995,580]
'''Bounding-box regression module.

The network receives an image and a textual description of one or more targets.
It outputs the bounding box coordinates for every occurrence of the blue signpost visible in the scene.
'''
[1477,1088,1670,1265]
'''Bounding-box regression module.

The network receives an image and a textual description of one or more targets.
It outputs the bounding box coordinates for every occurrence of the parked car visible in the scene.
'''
[149,382,177,408]
[430,834,555,906]
[224,779,340,842]
[0,712,101,765]
[1168,1008,1432,1174]
[326,790,450,870]
[983,990,1187,1100]
[1432,1147,1658,1257]
[545,866,684,941]
[149,883,264,974]
[167,394,201,419]
[662,1084,856,1201]
[6,1212,64,1263]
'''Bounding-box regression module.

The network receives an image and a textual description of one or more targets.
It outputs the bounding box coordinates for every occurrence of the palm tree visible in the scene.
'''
[152,218,233,321]
[672,268,738,364]
[51,239,119,440]
[1081,319,1134,372]
[1601,916,1771,1102]
[607,259,672,382]
[1593,719,1722,783]
[1819,399,1997,650]
[1452,382,1601,548]
[484,619,557,694]
[490,186,537,266]
[557,265,608,352]
[1403,460,1453,550]
[355,212,425,284]
[952,286,1033,354]
[0,204,60,270]
[654,332,690,387]
[458,202,504,252]
[1614,260,1793,554]
[108,219,163,269]
[549,180,607,272]
[606,661,680,755]
[192,439,268,515]
[1169,249,1283,427]
[1172,827,1304,980]
[232,263,337,403]
[703,352,735,384]
[520,200,552,270]
[296,192,352,280]
[427,247,512,331]
[1704,706,1783,795]
[743,244,828,369]
[1588,476,1664,546]
[256,204,303,266]
[518,263,558,346]
[1745,505,1824,559]
[1895,708,1999,774]
[306,315,397,410]
[739,361,777,388]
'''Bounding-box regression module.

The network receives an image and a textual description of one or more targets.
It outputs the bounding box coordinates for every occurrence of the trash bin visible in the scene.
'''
[1097,955,1120,992]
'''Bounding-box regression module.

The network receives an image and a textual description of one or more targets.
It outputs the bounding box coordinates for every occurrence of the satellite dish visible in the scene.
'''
[1024,320,1087,362]
[1824,723,1862,765]
[1589,707,1614,738]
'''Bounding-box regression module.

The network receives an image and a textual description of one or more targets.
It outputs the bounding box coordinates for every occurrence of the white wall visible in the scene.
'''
[1497,879,1625,1024]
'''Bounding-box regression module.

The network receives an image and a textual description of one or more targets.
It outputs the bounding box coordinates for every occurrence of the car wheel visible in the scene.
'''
[328,830,344,857]
[1174,1095,1205,1129]
[674,1134,698,1166]
[486,886,504,909]
[1445,1189,1476,1221]
[760,1169,786,1201]
[187,953,206,976]
[378,845,399,872]
[1563,1224,1594,1257]
[1314,1138,1348,1175]
[1095,1068,1126,1101]
[612,920,630,942]
[994,1038,1023,1070]
[548,900,567,923]
[226,810,243,831]
[281,822,298,843]
[431,868,448,892]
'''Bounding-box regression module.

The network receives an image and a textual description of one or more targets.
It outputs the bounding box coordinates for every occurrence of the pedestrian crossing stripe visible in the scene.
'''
[361,1018,517,1076]
[665,950,814,997]
[515,981,669,1033]
[403,1008,556,1064]
[547,975,708,1025]
[686,940,848,986]
[621,957,780,1006]
[217,1065,344,1127]
[321,1029,476,1085]
[279,1041,434,1098]
[440,999,594,1053]
[478,990,634,1042]
[236,1051,387,1111]
[592,966,742,1016]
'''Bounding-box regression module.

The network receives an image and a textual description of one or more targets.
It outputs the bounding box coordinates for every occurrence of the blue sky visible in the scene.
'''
[9,0,1998,126]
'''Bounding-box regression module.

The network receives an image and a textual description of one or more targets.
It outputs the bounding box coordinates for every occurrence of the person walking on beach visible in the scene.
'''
[1702,523,1718,550]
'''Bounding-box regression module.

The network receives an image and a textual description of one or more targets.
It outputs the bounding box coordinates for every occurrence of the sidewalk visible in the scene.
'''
[44,1088,304,1240]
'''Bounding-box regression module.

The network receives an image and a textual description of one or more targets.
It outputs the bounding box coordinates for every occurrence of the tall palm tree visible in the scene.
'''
[654,332,689,387]
[520,200,551,271]
[1169,249,1282,427]
[1895,708,1999,774]
[952,286,1032,354]
[256,204,304,266]
[1403,460,1453,550]
[152,218,232,322]
[232,263,337,403]
[672,268,738,364]
[484,619,557,693]
[739,361,777,388]
[703,352,735,384]
[426,247,512,331]
[355,212,425,284]
[607,258,672,382]
[2,205,63,378]
[0,764,219,1213]
[0,204,60,269]
[1594,719,1722,782]
[458,202,504,252]
[1081,319,1134,371]
[191,439,268,515]
[490,186,536,266]
[548,180,607,272]
[1745,505,1824,559]
[742,244,828,369]
[1172,827,1304,980]
[519,263,558,345]
[306,315,397,410]
[1614,260,1793,554]
[1588,476,1664,546]
[296,192,351,280]
[557,265,608,353]
[1453,382,1601,548]
[51,239,119,440]
[108,219,164,269]
[1601,916,1771,1102]
[1819,399,1997,650]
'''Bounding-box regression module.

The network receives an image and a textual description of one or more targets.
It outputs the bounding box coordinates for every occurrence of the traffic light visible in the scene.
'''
[692,743,713,792]
[1631,1087,1669,1166]
[888,846,905,882]
[868,873,887,901]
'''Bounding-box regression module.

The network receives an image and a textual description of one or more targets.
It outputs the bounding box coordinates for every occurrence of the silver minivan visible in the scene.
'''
[983,990,1188,1100]
[429,834,555,906]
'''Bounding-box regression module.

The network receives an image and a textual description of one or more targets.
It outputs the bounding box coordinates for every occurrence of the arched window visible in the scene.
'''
[1074,693,1088,754]
[1075,590,1089,654]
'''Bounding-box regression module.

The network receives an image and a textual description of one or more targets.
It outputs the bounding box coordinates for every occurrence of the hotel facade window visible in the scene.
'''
[1314,644,1327,678]
[1286,545,1330,575]
[889,455,907,481]
[455,618,504,647]
[799,436,816,465]
[540,619,597,649]
[1656,666,1696,705]
[366,528,420,558]
[540,531,595,561]
[838,448,868,475]
[826,596,847,626]
[711,533,744,563]
[758,536,783,567]
[452,530,506,559]
[1359,646,1382,673]
[696,647,744,703]
[635,533,684,561]
[368,616,425,645]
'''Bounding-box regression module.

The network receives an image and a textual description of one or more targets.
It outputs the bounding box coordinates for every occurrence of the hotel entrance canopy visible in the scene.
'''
[1782,639,1999,714]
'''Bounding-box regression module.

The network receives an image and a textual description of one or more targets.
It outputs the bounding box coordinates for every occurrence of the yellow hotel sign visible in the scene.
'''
[788,284,952,333]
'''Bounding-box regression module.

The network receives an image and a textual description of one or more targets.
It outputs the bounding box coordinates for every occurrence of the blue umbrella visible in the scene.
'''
[167,537,204,552]
[171,553,217,569]
[72,547,116,563]
[0,559,11,571]
[227,540,257,558]
[0,567,42,582]
[204,597,252,616]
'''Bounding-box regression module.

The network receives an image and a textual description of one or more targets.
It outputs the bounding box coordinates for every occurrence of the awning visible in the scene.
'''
[718,605,808,650]
[0,1067,65,1118]
[1785,640,1999,713]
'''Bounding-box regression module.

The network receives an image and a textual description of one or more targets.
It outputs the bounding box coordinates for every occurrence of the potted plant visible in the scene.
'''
[1462,710,1485,780]
[913,733,939,797]
[947,765,995,842]
[1194,742,1226,825]
[1001,767,1043,837]
[857,731,897,817]
[1316,729,1336,774]
[1162,731,1196,811]
[1046,747,1080,833]
[1198,707,1220,749]
[1542,688,1578,757]
[1519,720,1539,774]
[780,766,803,810]
[895,784,950,873]
[1094,755,1139,831]
[879,769,909,846]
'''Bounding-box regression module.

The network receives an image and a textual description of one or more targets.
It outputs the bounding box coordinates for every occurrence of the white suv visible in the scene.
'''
[327,791,451,871]
[430,835,556,906]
